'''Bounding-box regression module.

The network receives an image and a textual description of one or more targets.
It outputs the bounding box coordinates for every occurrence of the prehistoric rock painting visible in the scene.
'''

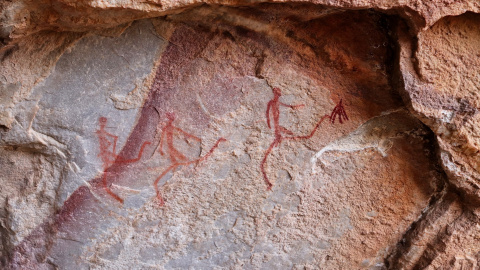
[261,87,348,190]
[154,112,226,205]
[96,116,151,203]
[4,8,453,270]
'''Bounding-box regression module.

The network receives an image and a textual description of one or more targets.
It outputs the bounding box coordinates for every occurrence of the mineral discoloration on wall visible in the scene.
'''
[1,1,480,269]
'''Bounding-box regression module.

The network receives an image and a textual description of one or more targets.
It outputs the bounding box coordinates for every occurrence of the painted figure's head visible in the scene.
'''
[272,87,282,96]
[99,117,108,127]
[166,112,176,122]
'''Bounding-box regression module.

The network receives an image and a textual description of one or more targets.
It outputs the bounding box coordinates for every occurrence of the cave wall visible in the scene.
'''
[1,1,480,269]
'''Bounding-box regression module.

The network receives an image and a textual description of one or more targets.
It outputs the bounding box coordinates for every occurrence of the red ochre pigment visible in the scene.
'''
[8,27,215,265]
[154,112,225,205]
[261,87,348,190]
[7,24,350,266]
[96,116,151,203]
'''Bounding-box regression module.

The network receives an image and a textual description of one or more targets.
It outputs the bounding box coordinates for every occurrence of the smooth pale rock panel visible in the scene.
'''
[3,7,448,269]
[1,19,168,266]
[27,18,167,206]
[0,31,84,128]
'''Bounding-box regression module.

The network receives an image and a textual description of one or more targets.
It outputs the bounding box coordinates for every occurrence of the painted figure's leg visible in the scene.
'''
[261,139,280,191]
[154,138,225,206]
[278,126,295,136]
[154,164,178,206]
[170,147,189,163]
[197,138,226,163]
[117,141,151,163]
[102,173,124,203]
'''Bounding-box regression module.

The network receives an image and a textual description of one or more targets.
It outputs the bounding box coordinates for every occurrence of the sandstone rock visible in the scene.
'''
[397,14,480,205]
[1,1,480,269]
[2,0,480,40]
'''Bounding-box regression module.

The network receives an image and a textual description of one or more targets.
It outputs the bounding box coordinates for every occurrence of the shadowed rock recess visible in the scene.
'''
[1,1,480,269]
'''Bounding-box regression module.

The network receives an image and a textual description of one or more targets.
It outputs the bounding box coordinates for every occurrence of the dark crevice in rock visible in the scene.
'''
[384,13,477,269]
[411,207,478,269]
[385,189,452,269]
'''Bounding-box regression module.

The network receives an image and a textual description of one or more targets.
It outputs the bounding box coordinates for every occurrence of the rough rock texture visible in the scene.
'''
[1,1,480,269]
[2,0,480,39]
[398,13,480,206]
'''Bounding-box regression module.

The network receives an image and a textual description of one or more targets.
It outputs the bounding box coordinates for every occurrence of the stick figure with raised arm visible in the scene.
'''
[96,116,151,203]
[154,112,226,206]
[261,87,348,190]
[158,112,202,164]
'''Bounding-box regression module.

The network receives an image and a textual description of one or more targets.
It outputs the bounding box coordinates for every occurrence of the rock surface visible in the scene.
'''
[1,1,480,269]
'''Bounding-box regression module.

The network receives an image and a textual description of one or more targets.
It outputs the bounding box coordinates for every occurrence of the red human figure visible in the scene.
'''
[261,88,348,190]
[261,87,304,190]
[158,112,201,163]
[154,112,226,206]
[96,116,151,203]
[266,87,305,135]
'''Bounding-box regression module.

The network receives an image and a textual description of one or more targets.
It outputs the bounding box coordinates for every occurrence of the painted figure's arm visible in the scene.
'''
[106,132,119,155]
[175,127,201,142]
[279,102,305,109]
